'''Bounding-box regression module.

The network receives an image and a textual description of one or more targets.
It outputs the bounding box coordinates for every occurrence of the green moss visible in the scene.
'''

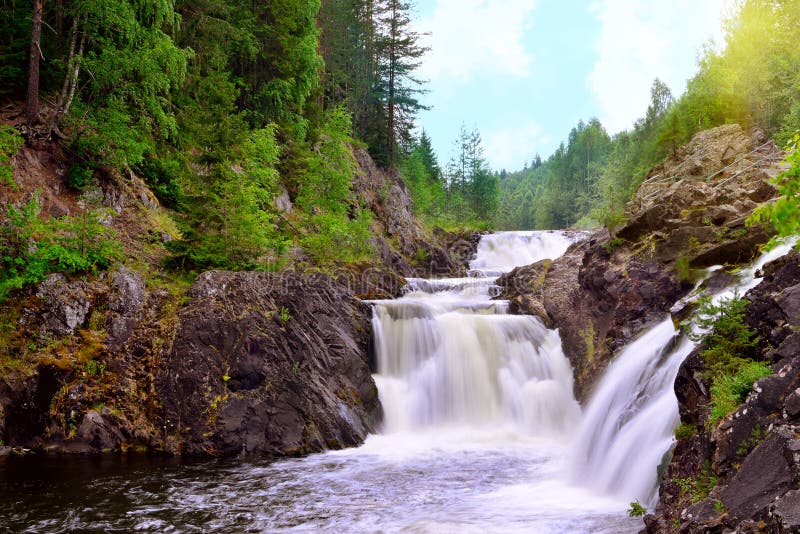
[675,255,693,282]
[674,461,718,503]
[675,422,697,440]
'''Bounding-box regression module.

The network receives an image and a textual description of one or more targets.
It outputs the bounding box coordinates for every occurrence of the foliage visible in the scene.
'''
[296,108,374,264]
[66,164,94,191]
[0,126,24,187]
[688,294,771,427]
[748,133,800,241]
[709,361,772,426]
[167,125,288,271]
[603,237,624,254]
[674,422,697,440]
[627,500,647,517]
[0,197,122,301]
[689,294,760,376]
[674,461,719,504]
[319,0,429,165]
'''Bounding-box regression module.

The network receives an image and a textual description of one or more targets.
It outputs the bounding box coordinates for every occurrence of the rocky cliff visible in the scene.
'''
[499,124,783,399]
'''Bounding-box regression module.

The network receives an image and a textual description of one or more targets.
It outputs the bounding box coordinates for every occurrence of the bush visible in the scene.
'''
[675,422,697,440]
[627,500,647,517]
[709,361,772,426]
[0,196,122,301]
[295,107,374,264]
[136,156,184,208]
[0,125,24,187]
[689,294,770,427]
[66,164,94,191]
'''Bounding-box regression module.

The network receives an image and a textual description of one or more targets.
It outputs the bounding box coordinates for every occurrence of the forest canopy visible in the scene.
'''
[1,0,799,266]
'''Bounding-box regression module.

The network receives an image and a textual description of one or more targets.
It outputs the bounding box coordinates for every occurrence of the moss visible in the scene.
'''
[581,323,596,362]
[736,424,766,458]
[674,461,718,504]
[675,255,693,282]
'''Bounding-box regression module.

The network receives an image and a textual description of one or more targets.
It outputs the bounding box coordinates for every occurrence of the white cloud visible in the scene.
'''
[483,121,548,170]
[588,0,726,133]
[416,0,538,83]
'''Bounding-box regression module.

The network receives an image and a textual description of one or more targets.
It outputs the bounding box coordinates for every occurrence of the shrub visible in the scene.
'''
[136,156,184,208]
[689,294,769,427]
[0,196,122,301]
[675,422,697,440]
[66,164,94,191]
[709,362,771,426]
[627,500,647,517]
[0,125,24,187]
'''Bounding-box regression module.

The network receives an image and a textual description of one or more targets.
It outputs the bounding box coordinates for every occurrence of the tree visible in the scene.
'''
[373,0,428,164]
[25,0,42,127]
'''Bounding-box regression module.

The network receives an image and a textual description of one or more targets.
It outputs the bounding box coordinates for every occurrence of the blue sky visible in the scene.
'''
[412,0,728,171]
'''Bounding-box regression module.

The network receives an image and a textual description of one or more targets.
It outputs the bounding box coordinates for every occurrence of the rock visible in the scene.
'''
[785,389,800,418]
[771,490,800,533]
[683,498,724,525]
[71,408,130,453]
[275,187,292,214]
[105,268,146,351]
[157,271,381,456]
[721,427,797,521]
[35,274,93,338]
[776,283,800,327]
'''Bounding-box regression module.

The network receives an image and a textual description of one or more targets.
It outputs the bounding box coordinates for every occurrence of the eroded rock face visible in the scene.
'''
[157,271,381,456]
[499,125,781,400]
[105,267,146,352]
[351,147,473,280]
[619,124,780,268]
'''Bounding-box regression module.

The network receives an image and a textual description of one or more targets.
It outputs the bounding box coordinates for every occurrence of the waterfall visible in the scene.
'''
[370,226,796,513]
[571,237,799,506]
[570,320,694,504]
[370,231,583,437]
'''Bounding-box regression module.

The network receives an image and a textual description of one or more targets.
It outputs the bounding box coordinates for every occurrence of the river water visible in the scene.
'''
[10,230,754,533]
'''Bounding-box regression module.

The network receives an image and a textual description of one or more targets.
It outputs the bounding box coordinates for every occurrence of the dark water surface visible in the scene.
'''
[0,431,640,533]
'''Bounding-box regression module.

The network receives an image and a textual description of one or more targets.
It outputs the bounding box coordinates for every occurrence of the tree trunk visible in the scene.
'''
[26,0,43,128]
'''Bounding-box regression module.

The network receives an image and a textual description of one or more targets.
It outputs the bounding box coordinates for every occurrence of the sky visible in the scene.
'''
[412,0,729,172]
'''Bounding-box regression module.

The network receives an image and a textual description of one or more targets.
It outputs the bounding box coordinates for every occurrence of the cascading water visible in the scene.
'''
[371,230,581,436]
[571,237,799,506]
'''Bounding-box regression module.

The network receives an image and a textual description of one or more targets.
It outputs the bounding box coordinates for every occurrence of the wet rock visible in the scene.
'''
[71,408,130,453]
[157,271,381,456]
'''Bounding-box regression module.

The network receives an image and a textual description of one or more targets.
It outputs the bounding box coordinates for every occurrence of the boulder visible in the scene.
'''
[105,267,146,351]
[770,490,800,533]
[35,274,93,338]
[721,427,798,521]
